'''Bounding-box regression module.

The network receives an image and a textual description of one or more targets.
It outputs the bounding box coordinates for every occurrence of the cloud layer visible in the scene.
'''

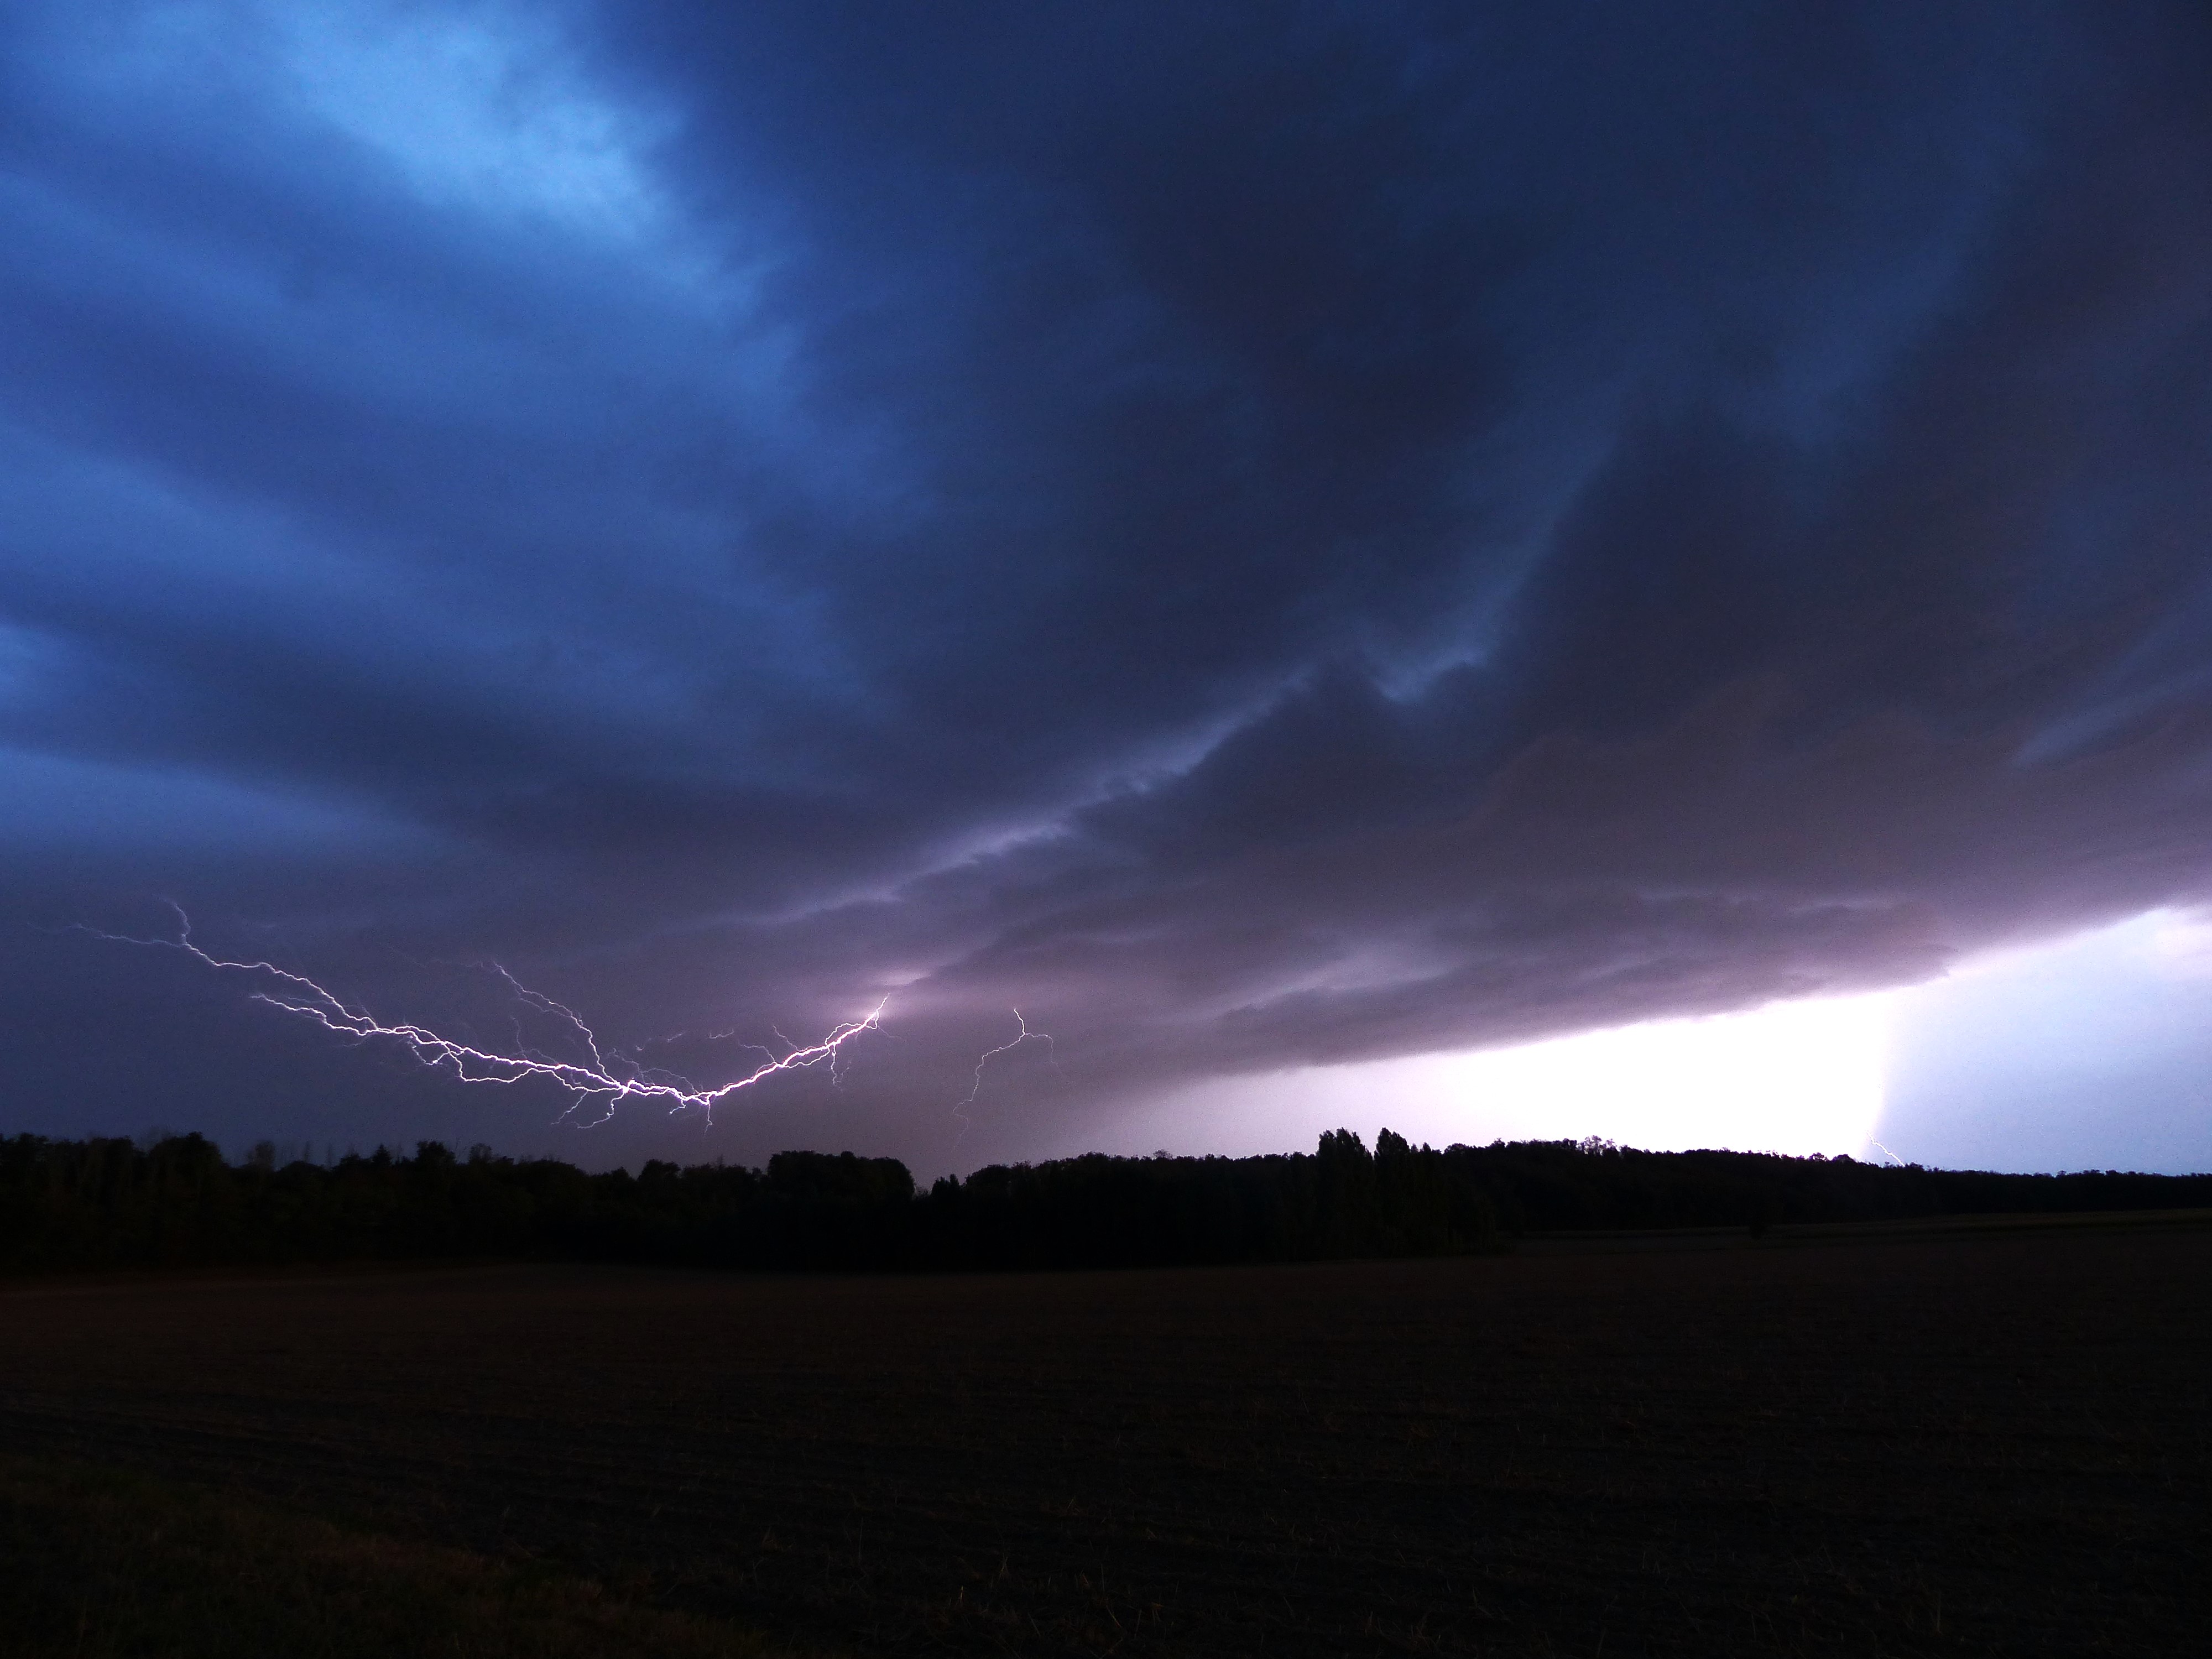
[5,1,2211,1167]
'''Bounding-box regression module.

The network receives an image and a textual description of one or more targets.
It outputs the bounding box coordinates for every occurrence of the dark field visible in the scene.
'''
[3,1217,2208,1657]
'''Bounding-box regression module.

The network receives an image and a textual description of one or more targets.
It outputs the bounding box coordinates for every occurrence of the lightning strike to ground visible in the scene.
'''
[86,908,884,1126]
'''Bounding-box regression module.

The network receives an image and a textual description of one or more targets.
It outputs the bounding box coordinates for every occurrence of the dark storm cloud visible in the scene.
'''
[3,0,2210,1165]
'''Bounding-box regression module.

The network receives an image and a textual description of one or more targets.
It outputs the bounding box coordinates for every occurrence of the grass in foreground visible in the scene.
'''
[0,1454,793,1659]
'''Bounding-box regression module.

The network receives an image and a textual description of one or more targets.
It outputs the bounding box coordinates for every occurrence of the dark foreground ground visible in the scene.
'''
[2,1214,2206,1657]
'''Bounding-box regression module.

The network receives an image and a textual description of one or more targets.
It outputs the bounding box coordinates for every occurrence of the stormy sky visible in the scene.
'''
[6,1,2212,1175]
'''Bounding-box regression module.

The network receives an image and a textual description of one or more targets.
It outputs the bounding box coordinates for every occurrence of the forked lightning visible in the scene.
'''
[87,909,883,1126]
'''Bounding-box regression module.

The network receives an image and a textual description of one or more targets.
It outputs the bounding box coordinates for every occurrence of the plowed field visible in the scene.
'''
[3,1217,2206,1656]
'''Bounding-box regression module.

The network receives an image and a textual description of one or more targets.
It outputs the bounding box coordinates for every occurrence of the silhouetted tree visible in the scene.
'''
[1,1129,2203,1279]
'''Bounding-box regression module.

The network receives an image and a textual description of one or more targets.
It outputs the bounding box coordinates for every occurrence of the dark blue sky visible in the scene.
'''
[5,2,2211,1173]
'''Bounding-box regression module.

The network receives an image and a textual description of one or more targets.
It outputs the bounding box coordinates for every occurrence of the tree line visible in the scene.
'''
[1,1128,2205,1277]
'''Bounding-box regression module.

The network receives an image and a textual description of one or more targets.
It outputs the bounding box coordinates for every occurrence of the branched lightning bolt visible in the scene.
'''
[956,1008,1055,1125]
[83,907,884,1127]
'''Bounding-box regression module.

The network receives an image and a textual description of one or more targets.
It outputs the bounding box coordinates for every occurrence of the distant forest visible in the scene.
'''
[3,1129,2207,1277]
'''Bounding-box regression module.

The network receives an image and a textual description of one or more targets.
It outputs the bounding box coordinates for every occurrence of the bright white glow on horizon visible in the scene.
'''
[1083,909,2212,1174]
[1876,908,2212,1172]
[1090,991,1896,1162]
[1408,992,1896,1154]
